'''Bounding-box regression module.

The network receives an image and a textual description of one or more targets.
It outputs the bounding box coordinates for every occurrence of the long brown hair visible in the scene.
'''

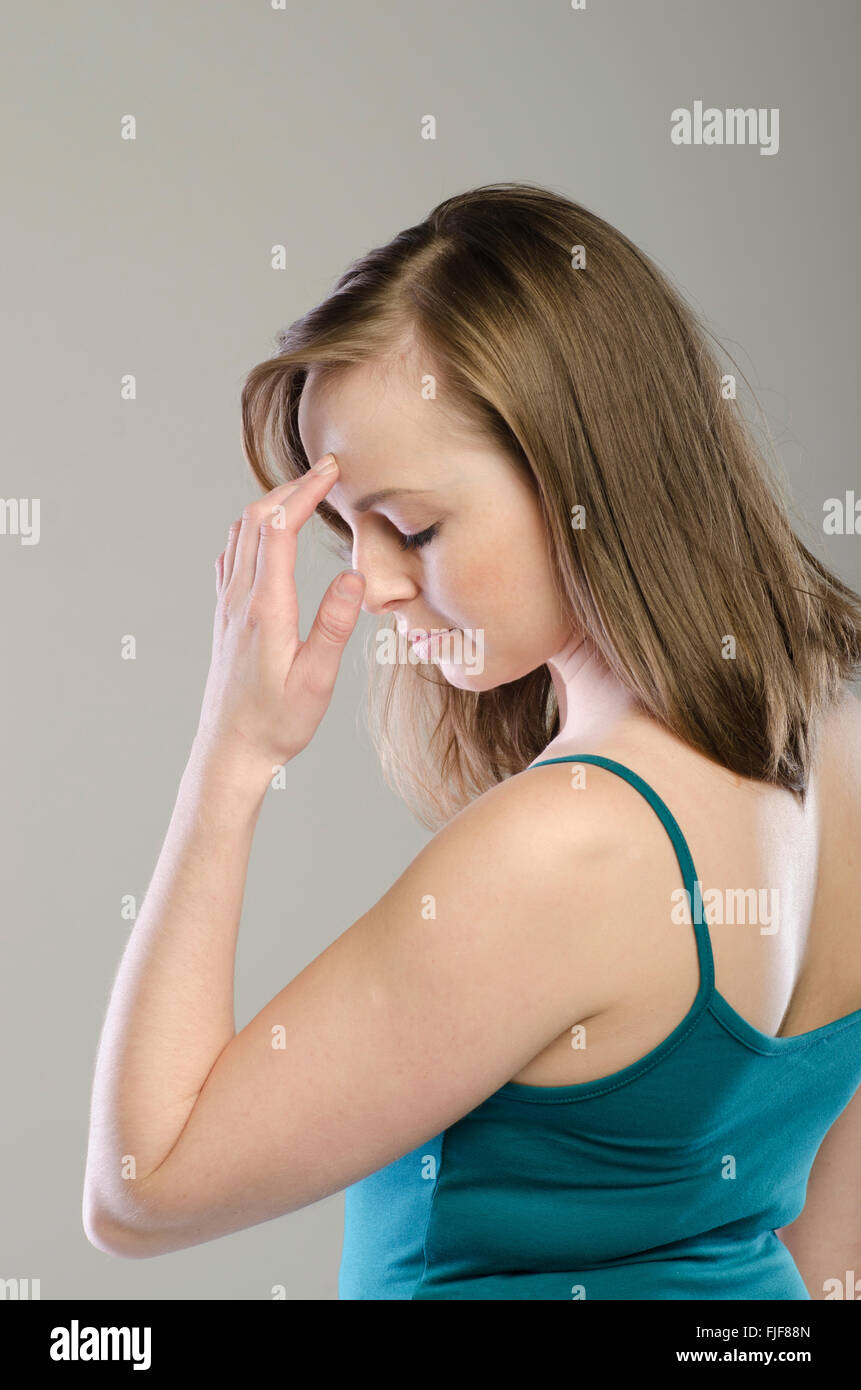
[240,181,861,830]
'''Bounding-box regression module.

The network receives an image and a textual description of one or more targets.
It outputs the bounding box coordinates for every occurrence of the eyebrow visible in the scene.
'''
[350,487,437,513]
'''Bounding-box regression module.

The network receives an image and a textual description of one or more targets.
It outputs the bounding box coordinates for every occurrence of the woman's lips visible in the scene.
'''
[410,627,457,654]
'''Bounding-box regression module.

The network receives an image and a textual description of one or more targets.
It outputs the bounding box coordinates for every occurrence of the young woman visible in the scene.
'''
[83,182,861,1299]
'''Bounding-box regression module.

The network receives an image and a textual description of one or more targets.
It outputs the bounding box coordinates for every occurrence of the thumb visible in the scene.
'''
[295,569,366,692]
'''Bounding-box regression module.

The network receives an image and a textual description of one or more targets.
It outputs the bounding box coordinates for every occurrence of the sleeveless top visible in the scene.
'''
[338,755,861,1300]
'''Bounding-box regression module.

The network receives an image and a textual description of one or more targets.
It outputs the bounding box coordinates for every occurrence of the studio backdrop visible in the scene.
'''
[1,0,858,1303]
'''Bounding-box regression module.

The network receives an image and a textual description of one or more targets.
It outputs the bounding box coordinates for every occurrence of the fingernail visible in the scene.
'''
[311,454,338,474]
[335,570,364,600]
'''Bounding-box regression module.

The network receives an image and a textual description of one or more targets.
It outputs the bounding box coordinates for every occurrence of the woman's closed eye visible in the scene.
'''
[397,522,441,552]
[329,519,442,562]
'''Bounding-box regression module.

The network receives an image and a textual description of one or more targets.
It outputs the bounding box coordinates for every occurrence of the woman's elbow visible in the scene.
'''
[82,1195,164,1261]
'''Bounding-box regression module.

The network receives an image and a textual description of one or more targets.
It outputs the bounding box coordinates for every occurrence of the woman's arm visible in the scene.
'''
[83,754,617,1258]
[83,736,271,1241]
[83,457,366,1246]
[775,1084,861,1300]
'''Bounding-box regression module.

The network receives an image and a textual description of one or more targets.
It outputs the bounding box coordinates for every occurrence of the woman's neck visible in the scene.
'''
[542,631,641,755]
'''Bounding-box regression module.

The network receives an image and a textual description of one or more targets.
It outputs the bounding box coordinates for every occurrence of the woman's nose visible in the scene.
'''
[351,537,419,617]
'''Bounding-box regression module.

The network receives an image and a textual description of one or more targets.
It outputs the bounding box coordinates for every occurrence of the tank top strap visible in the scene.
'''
[528,754,716,1002]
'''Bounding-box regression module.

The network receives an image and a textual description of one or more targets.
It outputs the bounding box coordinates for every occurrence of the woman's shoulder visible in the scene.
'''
[440,721,676,908]
[460,731,657,848]
[509,711,729,829]
[443,689,861,898]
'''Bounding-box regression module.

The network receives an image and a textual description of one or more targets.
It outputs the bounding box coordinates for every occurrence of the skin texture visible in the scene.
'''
[298,353,640,745]
[80,353,655,1257]
[81,352,860,1295]
[299,355,572,693]
[202,454,368,769]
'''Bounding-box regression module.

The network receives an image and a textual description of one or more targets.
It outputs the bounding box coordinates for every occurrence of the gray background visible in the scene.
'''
[1,0,858,1300]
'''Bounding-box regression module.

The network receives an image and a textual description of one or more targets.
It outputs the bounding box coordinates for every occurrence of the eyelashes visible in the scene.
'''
[330,519,441,560]
[397,522,441,552]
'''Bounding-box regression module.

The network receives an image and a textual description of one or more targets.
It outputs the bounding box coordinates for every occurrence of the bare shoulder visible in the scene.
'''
[490,732,700,864]
[417,750,665,1013]
[396,749,659,968]
[439,748,652,873]
[371,747,647,958]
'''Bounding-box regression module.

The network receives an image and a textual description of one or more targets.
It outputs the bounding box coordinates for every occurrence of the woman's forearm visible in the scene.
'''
[84,734,273,1230]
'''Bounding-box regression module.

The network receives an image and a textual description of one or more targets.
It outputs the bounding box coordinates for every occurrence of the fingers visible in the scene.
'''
[251,518,301,635]
[292,568,366,696]
[219,455,339,600]
[221,521,240,590]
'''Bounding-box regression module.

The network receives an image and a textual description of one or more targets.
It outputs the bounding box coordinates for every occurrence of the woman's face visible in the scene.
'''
[297,356,571,691]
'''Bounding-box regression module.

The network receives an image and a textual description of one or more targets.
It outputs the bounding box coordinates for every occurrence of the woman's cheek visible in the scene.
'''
[429,544,489,608]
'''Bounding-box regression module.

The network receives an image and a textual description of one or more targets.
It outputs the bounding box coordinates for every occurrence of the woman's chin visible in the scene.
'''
[436,660,497,693]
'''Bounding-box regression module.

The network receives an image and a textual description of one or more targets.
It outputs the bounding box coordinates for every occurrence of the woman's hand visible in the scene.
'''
[197,454,365,775]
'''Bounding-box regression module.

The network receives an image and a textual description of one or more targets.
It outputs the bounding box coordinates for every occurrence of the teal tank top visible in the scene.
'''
[338,755,861,1300]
